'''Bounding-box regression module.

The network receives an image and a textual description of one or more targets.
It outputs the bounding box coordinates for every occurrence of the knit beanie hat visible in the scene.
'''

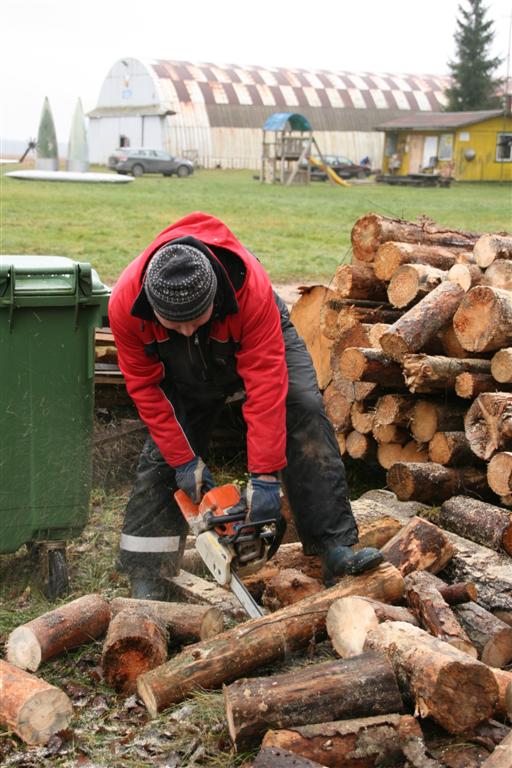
[144,243,217,321]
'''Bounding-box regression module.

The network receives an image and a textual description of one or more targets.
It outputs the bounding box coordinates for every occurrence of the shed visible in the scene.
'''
[88,57,450,168]
[376,110,512,182]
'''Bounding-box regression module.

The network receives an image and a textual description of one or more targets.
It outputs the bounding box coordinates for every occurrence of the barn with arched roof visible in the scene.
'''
[88,57,450,168]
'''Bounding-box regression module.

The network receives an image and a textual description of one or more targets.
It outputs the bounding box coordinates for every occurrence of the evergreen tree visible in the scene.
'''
[446,0,503,111]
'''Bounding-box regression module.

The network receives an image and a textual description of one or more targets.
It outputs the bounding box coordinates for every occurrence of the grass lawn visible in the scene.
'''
[1,166,511,285]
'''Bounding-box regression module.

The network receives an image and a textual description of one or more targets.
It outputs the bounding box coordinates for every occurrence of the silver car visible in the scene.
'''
[108,148,194,178]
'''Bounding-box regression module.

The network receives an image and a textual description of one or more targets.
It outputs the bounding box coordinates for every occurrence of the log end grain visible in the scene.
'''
[6,627,41,672]
[326,597,380,658]
[16,687,73,745]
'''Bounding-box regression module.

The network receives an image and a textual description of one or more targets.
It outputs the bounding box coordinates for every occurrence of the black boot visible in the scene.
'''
[130,577,169,601]
[322,545,384,586]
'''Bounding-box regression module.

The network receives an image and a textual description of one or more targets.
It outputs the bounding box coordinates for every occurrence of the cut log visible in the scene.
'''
[479,730,512,767]
[372,422,409,444]
[440,496,512,554]
[167,570,246,619]
[374,394,415,426]
[410,400,466,444]
[351,213,479,263]
[323,384,352,431]
[320,295,344,341]
[437,581,478,605]
[377,442,407,469]
[483,259,512,291]
[364,621,498,733]
[386,462,489,504]
[492,348,512,384]
[367,322,390,350]
[337,347,404,386]
[290,285,334,389]
[332,263,387,301]
[387,263,447,309]
[330,323,370,358]
[224,652,403,750]
[350,401,375,434]
[326,596,418,657]
[136,563,405,715]
[110,598,224,644]
[262,713,423,768]
[6,593,111,672]
[455,372,503,399]
[102,607,168,694]
[328,377,378,404]
[403,355,491,394]
[452,603,512,668]
[400,440,429,462]
[428,431,475,466]
[336,302,401,335]
[453,286,512,353]
[474,233,512,268]
[487,452,512,496]
[374,241,465,280]
[346,430,377,460]
[262,569,323,611]
[492,668,512,719]
[0,660,73,745]
[253,747,328,768]
[380,282,465,363]
[464,392,512,460]
[380,515,455,576]
[404,571,477,656]
[439,323,479,359]
[336,431,346,455]
[447,263,483,291]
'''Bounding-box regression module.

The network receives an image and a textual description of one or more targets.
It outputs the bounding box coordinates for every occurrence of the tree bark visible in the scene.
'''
[480,731,512,767]
[482,259,512,291]
[224,652,403,750]
[440,496,512,554]
[0,660,73,746]
[262,569,323,611]
[6,594,111,672]
[453,286,512,353]
[452,603,512,668]
[428,431,475,466]
[437,581,479,605]
[290,285,334,389]
[404,571,476,656]
[474,233,512,268]
[253,747,329,768]
[136,563,405,715]
[386,462,489,504]
[332,263,387,301]
[387,264,447,309]
[326,596,418,657]
[410,400,467,444]
[102,607,168,694]
[262,714,423,768]
[379,514,455,576]
[491,349,512,384]
[374,241,467,281]
[337,347,405,386]
[380,282,465,363]
[364,621,498,734]
[110,598,224,644]
[323,384,352,431]
[487,452,512,497]
[402,355,491,394]
[464,392,512,460]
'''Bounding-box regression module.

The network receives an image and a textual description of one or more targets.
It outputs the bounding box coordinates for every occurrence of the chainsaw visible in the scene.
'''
[174,484,286,618]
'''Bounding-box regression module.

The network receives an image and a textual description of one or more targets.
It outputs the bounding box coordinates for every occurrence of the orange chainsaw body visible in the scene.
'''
[174,483,241,535]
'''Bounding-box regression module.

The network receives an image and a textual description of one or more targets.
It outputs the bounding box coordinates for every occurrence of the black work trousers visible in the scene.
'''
[118,295,359,579]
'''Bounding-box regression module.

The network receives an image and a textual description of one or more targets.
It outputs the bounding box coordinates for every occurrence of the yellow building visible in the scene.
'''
[377,110,512,182]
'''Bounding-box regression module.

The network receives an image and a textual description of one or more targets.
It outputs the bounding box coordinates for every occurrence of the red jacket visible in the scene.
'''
[108,212,288,473]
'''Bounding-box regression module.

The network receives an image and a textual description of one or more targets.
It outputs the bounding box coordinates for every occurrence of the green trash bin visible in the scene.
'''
[0,255,110,597]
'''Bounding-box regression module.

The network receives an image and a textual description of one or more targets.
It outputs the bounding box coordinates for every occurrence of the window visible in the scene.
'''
[385,133,398,156]
[438,134,453,161]
[496,133,512,162]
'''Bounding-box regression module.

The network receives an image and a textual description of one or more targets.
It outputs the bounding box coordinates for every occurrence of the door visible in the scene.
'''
[422,136,438,170]
[408,135,424,174]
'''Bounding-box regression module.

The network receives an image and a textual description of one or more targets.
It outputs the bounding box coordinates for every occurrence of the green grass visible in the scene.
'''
[1,166,511,285]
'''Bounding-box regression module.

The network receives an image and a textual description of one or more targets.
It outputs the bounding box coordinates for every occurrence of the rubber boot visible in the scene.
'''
[130,577,169,601]
[322,545,384,587]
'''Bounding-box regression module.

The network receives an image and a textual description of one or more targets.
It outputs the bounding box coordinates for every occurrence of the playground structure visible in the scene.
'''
[260,112,350,187]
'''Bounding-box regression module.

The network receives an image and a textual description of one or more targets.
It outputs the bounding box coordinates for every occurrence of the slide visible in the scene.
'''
[308,156,351,187]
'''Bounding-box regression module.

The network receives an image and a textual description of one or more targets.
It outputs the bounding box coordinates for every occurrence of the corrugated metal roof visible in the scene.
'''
[375,110,504,131]
[262,113,312,131]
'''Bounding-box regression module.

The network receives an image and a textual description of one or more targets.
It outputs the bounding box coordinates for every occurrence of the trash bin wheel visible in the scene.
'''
[46,548,69,600]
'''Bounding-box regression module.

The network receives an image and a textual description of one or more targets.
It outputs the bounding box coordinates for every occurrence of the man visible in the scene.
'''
[109,211,383,599]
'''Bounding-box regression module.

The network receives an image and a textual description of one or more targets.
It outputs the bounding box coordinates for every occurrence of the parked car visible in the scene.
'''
[108,148,194,178]
[309,155,373,180]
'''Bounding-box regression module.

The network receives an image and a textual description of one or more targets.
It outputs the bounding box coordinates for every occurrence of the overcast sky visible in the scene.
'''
[1,0,511,143]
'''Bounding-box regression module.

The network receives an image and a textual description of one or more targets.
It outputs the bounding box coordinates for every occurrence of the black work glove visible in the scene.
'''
[174,456,214,504]
[235,474,282,524]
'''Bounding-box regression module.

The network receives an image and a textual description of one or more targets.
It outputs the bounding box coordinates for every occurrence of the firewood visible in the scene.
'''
[493,610,512,627]
[453,286,512,353]
[367,322,390,350]
[6,593,111,672]
[262,713,423,768]
[440,496,512,554]
[102,607,168,694]
[387,263,447,308]
[501,494,512,507]
[403,354,491,394]
[452,603,512,668]
[328,377,378,403]
[290,285,334,389]
[404,571,477,656]
[336,302,401,335]
[400,440,429,462]
[492,668,512,719]
[336,431,346,455]
[330,322,370,357]
[380,282,465,362]
[377,442,406,469]
[487,452,512,497]
[386,462,489,504]
[483,259,512,291]
[374,241,466,281]
[437,581,478,605]
[332,263,387,301]
[224,652,403,750]
[491,348,512,384]
[464,392,512,459]
[351,213,479,263]
[346,430,377,460]
[374,394,415,426]
[110,598,224,644]
[0,660,73,745]
[455,371,503,399]
[428,431,475,466]
[350,401,375,434]
[474,233,512,268]
[337,347,404,386]
[373,422,409,444]
[136,563,405,715]
[410,400,466,444]
[253,747,328,767]
[262,568,323,611]
[380,515,455,576]
[438,323,478,359]
[447,263,483,291]
[326,596,418,657]
[479,730,512,767]
[364,621,498,733]
[320,295,344,340]
[323,384,352,431]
